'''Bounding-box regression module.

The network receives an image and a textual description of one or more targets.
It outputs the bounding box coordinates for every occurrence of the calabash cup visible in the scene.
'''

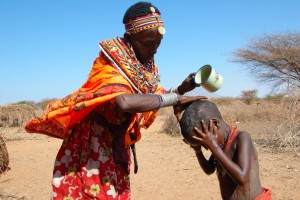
[194,65,223,92]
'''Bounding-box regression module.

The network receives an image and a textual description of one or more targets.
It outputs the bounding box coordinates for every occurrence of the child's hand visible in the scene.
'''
[192,119,218,150]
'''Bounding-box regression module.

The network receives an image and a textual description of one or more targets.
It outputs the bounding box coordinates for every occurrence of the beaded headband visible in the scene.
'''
[125,7,166,35]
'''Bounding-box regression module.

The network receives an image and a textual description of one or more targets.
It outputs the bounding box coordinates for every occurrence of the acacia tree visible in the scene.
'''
[241,89,258,105]
[231,32,300,92]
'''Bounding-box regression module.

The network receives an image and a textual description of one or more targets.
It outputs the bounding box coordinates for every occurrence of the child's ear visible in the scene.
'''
[211,118,220,129]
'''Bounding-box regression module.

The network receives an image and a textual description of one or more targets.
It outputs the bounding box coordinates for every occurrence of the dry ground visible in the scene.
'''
[0,114,300,200]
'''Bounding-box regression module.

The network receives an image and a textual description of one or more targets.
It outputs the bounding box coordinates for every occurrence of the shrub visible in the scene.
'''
[0,131,9,174]
[276,97,300,154]
[240,89,258,105]
[159,107,181,136]
[264,93,285,103]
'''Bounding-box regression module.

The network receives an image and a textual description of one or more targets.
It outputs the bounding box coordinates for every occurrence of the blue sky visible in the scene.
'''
[1,0,299,105]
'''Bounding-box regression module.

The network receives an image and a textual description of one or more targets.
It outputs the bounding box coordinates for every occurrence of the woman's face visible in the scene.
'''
[128,28,163,64]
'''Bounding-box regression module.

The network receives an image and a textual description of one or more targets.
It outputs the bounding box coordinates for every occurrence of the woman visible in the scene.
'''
[25,2,206,199]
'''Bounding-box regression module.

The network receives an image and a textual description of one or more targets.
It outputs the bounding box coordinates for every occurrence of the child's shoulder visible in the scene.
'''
[235,130,252,142]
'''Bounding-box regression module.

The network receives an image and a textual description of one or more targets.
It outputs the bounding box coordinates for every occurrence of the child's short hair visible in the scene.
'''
[180,100,222,144]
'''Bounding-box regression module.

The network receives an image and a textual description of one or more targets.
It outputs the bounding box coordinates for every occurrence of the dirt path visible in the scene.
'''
[0,117,300,199]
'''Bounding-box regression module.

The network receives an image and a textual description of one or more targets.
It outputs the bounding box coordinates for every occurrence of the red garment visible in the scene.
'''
[255,187,272,200]
[52,117,130,199]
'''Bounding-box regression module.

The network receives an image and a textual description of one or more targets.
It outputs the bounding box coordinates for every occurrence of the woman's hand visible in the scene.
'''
[173,96,207,122]
[177,73,200,95]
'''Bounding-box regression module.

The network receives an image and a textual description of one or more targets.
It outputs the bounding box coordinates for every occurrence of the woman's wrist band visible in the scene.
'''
[157,94,163,109]
[156,93,178,109]
[159,93,178,108]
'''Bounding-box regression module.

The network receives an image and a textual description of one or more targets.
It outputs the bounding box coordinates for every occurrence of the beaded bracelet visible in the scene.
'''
[157,94,163,109]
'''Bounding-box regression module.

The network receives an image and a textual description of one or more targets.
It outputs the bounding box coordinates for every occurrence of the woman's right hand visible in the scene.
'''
[177,73,200,95]
[173,95,208,122]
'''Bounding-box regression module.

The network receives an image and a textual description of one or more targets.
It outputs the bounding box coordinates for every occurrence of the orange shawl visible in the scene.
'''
[25,38,165,147]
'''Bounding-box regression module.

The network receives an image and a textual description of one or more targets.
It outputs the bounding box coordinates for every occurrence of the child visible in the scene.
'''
[179,100,272,200]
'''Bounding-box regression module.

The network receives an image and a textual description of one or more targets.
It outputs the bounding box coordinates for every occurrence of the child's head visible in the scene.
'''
[180,100,223,146]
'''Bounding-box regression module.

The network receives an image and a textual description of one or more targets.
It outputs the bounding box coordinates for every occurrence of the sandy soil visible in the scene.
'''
[0,116,300,200]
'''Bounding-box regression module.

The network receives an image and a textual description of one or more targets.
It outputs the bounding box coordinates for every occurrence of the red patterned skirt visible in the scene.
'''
[51,119,131,200]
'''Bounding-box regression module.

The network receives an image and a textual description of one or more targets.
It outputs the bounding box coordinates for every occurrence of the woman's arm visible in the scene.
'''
[115,93,207,113]
[115,94,160,113]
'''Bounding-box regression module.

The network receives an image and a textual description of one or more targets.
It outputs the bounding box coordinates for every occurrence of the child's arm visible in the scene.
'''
[192,146,216,175]
[193,120,252,186]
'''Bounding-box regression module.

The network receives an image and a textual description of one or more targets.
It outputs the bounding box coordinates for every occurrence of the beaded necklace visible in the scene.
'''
[221,130,231,150]
[222,126,237,152]
[99,38,160,94]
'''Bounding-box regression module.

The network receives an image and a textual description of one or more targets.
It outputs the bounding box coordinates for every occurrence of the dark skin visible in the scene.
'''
[115,28,206,113]
[187,119,263,200]
[124,28,161,65]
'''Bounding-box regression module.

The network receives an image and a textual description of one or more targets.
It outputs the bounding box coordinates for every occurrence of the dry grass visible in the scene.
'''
[212,98,284,124]
[0,105,43,177]
[160,98,300,155]
[0,191,28,200]
[0,105,35,127]
[275,98,300,154]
